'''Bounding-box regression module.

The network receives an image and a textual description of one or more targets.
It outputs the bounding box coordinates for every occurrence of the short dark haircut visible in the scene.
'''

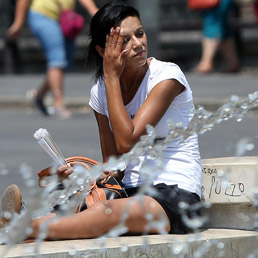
[85,2,140,81]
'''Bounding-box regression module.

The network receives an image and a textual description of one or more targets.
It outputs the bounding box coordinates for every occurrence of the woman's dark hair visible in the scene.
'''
[86,2,140,81]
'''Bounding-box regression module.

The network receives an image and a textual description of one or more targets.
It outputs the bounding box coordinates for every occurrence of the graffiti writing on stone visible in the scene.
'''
[202,167,245,199]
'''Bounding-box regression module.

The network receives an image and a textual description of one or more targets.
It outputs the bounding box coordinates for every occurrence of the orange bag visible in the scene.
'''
[37,156,127,212]
[188,0,220,10]
[37,156,98,187]
[75,176,128,212]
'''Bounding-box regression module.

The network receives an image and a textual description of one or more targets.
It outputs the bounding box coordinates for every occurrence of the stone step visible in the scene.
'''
[1,157,258,257]
[0,229,257,258]
[201,156,258,230]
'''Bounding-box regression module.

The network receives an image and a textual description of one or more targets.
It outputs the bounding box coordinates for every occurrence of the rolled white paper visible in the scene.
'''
[34,128,67,166]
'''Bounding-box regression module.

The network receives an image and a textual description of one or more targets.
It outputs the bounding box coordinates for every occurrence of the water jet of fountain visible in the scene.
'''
[0,91,257,256]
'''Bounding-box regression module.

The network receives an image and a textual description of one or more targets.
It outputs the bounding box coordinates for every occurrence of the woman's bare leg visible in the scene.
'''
[37,79,49,99]
[47,68,71,118]
[30,196,170,240]
[47,68,64,108]
[197,38,220,73]
[220,37,240,72]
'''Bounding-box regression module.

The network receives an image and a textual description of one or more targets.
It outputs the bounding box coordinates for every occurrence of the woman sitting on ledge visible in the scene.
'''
[1,2,202,240]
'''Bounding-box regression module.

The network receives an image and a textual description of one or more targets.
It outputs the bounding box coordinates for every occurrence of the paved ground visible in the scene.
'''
[0,70,258,111]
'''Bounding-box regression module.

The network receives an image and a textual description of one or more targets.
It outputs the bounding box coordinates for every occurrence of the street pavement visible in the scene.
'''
[0,70,258,111]
[0,70,257,206]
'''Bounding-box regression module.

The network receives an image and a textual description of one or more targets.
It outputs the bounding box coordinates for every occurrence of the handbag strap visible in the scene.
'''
[37,156,99,187]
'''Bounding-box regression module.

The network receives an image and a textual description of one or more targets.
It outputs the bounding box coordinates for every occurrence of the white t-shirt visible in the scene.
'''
[89,58,202,197]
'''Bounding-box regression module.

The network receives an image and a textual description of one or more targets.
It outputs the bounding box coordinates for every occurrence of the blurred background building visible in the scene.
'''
[0,0,257,74]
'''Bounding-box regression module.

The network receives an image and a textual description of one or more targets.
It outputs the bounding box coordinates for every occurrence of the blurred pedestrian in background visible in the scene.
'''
[7,0,98,119]
[195,0,241,74]
[254,0,258,27]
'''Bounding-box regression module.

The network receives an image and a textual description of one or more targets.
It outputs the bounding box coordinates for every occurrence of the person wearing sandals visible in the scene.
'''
[2,2,202,240]
[7,0,98,119]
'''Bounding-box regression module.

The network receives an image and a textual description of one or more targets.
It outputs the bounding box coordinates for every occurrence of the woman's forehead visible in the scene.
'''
[118,16,142,31]
[119,16,141,27]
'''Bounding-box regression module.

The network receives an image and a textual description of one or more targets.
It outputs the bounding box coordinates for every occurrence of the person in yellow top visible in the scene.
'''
[7,0,98,119]
[30,0,77,21]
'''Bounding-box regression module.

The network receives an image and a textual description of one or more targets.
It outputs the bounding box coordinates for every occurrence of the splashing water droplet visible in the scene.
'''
[235,138,255,156]
[0,168,8,176]
[121,245,128,252]
[173,243,184,254]
[1,91,258,255]
[105,208,112,215]
[217,242,224,249]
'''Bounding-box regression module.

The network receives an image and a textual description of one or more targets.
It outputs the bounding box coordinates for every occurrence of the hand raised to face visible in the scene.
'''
[103,27,130,78]
[105,27,129,54]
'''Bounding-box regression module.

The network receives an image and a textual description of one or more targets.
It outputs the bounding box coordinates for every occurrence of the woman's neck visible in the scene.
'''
[120,60,149,92]
[119,61,150,105]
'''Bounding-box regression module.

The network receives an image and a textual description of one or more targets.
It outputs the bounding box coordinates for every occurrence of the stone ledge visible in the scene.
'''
[1,157,258,257]
[1,229,258,258]
[202,156,258,204]
[201,156,258,230]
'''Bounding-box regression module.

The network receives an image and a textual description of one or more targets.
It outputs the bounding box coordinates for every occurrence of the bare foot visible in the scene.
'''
[196,61,213,74]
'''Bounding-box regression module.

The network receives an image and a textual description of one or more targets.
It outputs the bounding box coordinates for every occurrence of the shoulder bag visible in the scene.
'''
[187,0,220,10]
[55,0,85,39]
[37,156,128,212]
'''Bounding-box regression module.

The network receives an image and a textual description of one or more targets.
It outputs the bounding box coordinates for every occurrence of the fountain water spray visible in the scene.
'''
[0,91,258,256]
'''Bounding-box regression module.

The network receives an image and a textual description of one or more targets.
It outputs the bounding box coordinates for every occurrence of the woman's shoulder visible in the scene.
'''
[147,58,191,95]
[149,58,183,75]
[148,58,185,81]
[90,77,105,95]
[91,76,105,88]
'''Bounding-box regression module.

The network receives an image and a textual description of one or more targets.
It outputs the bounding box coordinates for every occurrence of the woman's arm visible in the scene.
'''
[106,78,184,153]
[94,111,120,163]
[51,111,119,181]
[7,0,30,40]
[78,0,98,16]
[103,28,184,153]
